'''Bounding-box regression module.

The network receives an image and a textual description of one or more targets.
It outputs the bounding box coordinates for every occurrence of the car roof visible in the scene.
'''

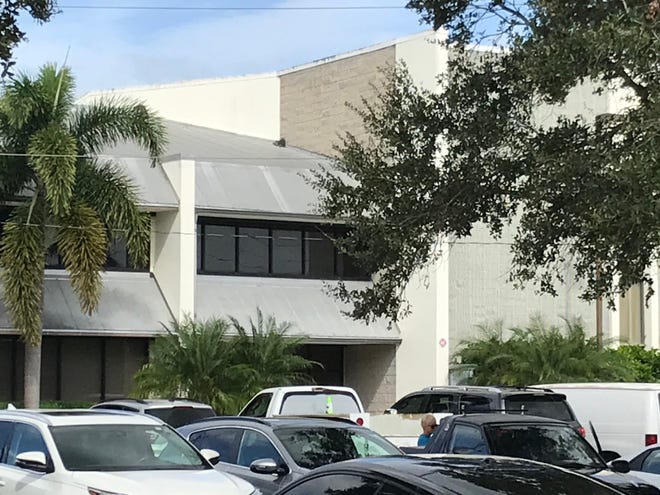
[416,386,559,395]
[92,399,213,409]
[177,415,368,435]
[444,414,567,426]
[307,455,618,494]
[0,409,164,427]
[255,386,359,394]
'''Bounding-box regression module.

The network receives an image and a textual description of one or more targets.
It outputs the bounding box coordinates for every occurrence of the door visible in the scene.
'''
[234,429,292,494]
[0,422,58,494]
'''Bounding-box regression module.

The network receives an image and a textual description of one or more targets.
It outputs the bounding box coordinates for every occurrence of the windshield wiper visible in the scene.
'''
[556,461,603,471]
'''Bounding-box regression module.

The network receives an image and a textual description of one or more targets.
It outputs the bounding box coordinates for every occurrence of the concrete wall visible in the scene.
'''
[279,46,395,156]
[343,344,396,413]
[79,74,281,141]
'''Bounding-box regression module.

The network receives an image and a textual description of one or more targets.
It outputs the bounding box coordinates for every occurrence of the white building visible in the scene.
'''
[1,30,656,410]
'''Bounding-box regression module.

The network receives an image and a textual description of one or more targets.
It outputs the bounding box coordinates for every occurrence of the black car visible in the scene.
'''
[178,416,402,495]
[421,413,659,495]
[388,385,584,434]
[273,455,627,495]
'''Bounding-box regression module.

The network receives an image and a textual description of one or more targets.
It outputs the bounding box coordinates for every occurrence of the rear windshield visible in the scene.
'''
[145,407,215,428]
[504,395,574,422]
[280,392,360,415]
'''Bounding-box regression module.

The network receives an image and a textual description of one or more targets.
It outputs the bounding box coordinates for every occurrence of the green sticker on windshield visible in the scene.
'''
[326,396,334,414]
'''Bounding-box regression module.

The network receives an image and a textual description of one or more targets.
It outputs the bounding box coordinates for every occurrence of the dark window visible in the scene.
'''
[6,423,49,466]
[237,429,284,467]
[427,394,456,413]
[504,394,574,422]
[459,394,493,413]
[238,227,269,273]
[0,421,14,463]
[189,427,243,464]
[282,474,388,495]
[45,237,146,271]
[449,424,489,455]
[304,230,335,278]
[203,225,235,273]
[391,394,429,414]
[240,393,272,417]
[144,407,215,428]
[272,230,302,275]
[641,450,660,474]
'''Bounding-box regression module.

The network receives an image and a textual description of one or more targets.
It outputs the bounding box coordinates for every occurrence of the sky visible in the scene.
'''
[12,0,424,96]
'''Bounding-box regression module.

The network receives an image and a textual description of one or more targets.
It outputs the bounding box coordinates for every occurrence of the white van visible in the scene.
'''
[539,383,660,457]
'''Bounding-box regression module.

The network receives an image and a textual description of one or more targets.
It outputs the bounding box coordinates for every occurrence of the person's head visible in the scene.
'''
[421,414,437,436]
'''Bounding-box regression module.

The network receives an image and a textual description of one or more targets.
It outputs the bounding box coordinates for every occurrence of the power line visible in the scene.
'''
[0,151,328,161]
[58,4,405,12]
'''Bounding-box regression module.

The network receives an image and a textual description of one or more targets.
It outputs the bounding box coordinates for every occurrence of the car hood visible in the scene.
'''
[590,469,660,495]
[72,468,255,495]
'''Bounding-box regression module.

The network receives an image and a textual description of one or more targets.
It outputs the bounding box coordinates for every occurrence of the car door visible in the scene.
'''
[0,422,57,494]
[234,428,293,494]
[447,424,490,455]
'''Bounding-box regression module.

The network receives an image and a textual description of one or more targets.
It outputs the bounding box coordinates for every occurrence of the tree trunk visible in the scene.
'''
[23,341,42,408]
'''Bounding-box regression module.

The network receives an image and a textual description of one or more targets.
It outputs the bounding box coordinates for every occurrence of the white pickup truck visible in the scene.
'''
[237,385,448,447]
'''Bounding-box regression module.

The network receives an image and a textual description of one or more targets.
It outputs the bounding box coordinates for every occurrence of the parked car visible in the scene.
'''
[0,409,256,495]
[538,382,660,456]
[387,385,584,434]
[620,443,660,488]
[420,413,659,495]
[91,398,215,427]
[178,416,402,494]
[272,455,627,495]
[239,386,369,426]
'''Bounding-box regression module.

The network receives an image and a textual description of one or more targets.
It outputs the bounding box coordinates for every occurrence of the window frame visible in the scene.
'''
[197,217,370,281]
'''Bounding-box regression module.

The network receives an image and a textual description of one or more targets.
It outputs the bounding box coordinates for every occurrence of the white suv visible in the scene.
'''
[0,409,257,495]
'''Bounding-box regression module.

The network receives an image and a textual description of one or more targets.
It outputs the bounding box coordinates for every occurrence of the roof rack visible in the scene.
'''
[185,415,272,427]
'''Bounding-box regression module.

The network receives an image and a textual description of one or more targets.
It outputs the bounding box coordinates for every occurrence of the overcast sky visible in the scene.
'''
[13,0,424,96]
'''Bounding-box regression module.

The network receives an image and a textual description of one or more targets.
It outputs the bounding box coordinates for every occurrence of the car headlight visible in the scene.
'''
[88,488,127,495]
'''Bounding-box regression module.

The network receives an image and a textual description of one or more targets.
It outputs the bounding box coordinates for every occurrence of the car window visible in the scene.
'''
[280,392,361,415]
[391,394,428,414]
[274,426,401,470]
[189,427,243,464]
[484,424,603,469]
[52,424,207,471]
[427,394,456,413]
[6,423,49,466]
[237,429,284,468]
[641,449,660,474]
[241,394,272,417]
[145,407,215,428]
[504,395,574,422]
[0,421,14,463]
[458,395,492,413]
[281,474,389,495]
[449,424,489,455]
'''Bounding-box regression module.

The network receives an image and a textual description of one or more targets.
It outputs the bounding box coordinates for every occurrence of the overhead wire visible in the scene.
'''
[58,4,406,11]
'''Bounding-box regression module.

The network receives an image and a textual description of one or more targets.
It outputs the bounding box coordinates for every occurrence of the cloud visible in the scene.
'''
[13,0,423,95]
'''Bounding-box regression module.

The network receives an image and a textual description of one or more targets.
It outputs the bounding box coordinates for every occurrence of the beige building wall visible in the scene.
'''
[343,344,396,413]
[279,46,395,156]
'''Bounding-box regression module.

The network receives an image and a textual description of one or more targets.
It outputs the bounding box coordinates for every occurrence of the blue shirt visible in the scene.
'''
[417,433,431,447]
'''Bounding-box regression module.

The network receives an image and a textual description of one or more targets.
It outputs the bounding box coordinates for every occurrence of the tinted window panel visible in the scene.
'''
[204,225,236,273]
[189,427,243,464]
[392,394,428,414]
[449,425,488,455]
[238,227,269,274]
[241,393,272,417]
[272,230,302,275]
[642,450,660,474]
[237,429,284,467]
[304,231,335,278]
[428,394,456,413]
[0,421,14,463]
[504,395,574,422]
[145,407,215,428]
[337,252,369,280]
[7,423,49,466]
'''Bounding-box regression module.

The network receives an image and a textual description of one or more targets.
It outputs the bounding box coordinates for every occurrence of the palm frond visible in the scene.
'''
[28,125,77,216]
[0,72,40,128]
[70,97,167,166]
[0,204,46,345]
[55,202,107,314]
[36,64,76,125]
[74,159,150,266]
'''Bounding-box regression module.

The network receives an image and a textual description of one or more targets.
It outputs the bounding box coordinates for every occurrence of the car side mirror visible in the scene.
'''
[200,448,221,465]
[384,408,397,415]
[601,450,621,463]
[609,459,631,474]
[250,458,289,476]
[15,451,49,473]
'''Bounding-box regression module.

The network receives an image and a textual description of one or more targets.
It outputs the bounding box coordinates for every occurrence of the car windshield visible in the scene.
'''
[504,395,574,422]
[280,392,361,415]
[145,407,215,428]
[51,424,209,471]
[274,426,400,469]
[485,424,604,470]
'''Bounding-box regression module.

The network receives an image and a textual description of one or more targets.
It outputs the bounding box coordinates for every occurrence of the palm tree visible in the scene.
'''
[230,308,319,400]
[0,63,166,407]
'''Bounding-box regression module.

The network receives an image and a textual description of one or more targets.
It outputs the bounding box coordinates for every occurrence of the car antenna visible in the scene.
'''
[589,421,604,455]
